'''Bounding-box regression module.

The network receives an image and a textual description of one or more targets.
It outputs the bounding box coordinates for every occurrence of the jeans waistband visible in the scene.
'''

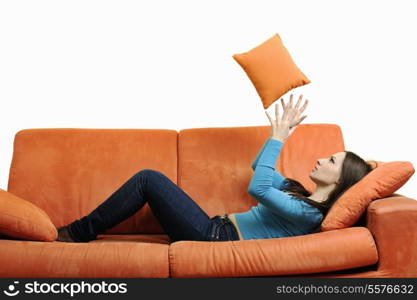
[210,214,238,241]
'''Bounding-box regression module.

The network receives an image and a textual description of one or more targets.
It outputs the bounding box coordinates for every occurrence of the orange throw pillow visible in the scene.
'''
[321,161,415,231]
[0,188,57,241]
[233,33,311,109]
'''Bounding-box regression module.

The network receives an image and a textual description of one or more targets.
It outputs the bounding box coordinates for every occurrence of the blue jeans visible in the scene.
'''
[67,169,240,243]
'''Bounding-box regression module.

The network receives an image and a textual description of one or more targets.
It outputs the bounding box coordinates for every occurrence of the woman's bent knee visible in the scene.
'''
[136,169,163,178]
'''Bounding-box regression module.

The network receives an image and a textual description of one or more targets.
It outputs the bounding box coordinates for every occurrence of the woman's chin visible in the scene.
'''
[309,173,316,181]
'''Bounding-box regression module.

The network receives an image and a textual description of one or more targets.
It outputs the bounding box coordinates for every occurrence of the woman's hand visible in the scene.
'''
[265,94,308,142]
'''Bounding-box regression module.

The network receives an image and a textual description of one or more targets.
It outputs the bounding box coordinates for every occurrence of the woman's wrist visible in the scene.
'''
[271,136,285,143]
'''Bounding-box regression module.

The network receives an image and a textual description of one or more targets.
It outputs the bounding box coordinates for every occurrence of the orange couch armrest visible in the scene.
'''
[366,196,417,277]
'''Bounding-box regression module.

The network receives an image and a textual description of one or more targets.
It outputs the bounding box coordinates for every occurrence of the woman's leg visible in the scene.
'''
[66,169,215,242]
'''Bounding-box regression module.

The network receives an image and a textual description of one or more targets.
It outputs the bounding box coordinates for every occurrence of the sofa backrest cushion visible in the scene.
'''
[276,124,345,193]
[177,124,345,217]
[7,125,345,236]
[7,129,178,234]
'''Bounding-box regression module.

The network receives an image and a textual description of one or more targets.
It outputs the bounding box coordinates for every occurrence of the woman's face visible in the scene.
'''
[309,151,347,185]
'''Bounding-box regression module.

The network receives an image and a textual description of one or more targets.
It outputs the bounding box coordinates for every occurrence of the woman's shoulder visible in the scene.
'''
[298,197,324,216]
[283,192,322,213]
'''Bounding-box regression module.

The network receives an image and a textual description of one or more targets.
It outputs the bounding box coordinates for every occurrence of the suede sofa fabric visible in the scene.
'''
[1,125,416,278]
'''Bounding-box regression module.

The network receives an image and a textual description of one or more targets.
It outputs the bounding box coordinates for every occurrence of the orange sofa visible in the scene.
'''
[1,124,416,278]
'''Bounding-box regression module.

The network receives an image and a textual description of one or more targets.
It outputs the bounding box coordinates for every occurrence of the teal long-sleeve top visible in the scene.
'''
[234,138,323,240]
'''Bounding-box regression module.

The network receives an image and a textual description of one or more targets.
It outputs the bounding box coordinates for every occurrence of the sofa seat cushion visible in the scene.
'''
[169,227,378,278]
[94,233,172,244]
[0,234,171,277]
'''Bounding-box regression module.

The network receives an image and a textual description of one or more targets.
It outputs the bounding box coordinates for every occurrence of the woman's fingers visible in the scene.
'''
[294,94,302,110]
[265,110,272,124]
[289,115,307,130]
[279,94,308,126]
[298,115,307,124]
[288,95,293,119]
[280,98,287,120]
[299,99,309,114]
[275,103,279,122]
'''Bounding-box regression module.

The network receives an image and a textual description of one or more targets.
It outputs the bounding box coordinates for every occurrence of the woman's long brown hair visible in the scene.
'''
[280,151,374,232]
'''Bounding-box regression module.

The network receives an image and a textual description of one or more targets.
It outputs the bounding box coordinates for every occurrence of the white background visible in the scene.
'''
[0,0,415,197]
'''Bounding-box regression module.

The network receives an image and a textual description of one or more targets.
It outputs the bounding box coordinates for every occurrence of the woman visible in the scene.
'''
[234,95,373,239]
[56,94,373,243]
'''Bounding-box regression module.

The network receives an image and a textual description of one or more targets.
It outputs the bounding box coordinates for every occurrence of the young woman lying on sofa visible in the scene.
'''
[56,94,373,243]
